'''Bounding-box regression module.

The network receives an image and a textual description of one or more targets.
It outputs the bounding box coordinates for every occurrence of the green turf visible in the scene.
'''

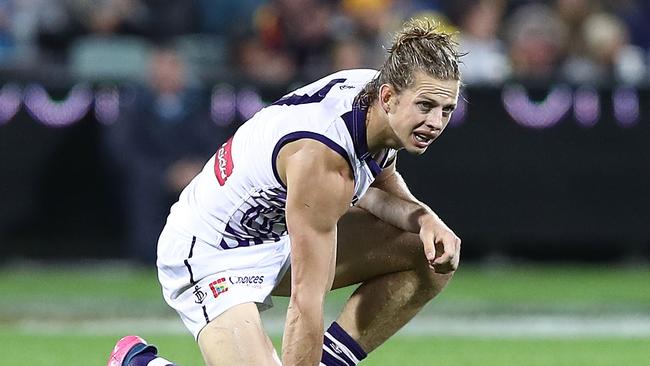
[2,263,650,365]
[1,331,202,366]
[3,263,650,319]
[3,330,649,366]
[364,336,650,366]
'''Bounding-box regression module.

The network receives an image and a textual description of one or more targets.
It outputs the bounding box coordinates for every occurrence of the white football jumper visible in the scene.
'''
[157,69,398,339]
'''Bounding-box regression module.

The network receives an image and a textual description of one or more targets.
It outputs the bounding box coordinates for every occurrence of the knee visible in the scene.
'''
[406,230,461,294]
[413,251,460,301]
[417,268,455,302]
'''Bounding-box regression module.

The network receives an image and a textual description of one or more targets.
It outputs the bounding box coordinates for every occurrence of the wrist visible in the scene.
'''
[416,209,439,228]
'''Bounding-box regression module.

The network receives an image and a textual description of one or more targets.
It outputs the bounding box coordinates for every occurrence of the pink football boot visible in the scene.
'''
[107,335,157,366]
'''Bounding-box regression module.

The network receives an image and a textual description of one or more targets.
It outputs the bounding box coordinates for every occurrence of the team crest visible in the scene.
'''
[193,285,207,304]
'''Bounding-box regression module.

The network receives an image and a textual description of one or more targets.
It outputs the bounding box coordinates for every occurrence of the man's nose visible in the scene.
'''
[425,107,444,131]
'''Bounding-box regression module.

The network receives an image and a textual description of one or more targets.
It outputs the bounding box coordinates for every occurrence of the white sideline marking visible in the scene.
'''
[15,315,650,338]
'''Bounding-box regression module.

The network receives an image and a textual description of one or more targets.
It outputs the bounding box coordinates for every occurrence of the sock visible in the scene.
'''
[320,321,367,366]
[126,344,177,366]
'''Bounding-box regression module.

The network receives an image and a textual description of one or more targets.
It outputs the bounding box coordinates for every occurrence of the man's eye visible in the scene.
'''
[418,102,432,111]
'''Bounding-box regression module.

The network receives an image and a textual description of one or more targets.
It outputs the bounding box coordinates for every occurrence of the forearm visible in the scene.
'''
[357,187,429,233]
[365,168,461,273]
[282,294,325,365]
[281,230,335,365]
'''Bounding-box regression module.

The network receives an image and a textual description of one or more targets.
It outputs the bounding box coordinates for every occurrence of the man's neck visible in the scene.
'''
[365,103,394,154]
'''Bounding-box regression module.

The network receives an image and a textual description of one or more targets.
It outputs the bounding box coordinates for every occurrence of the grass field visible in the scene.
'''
[2,262,650,365]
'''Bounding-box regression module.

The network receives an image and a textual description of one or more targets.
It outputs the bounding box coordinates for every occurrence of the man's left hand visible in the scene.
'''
[419,216,461,274]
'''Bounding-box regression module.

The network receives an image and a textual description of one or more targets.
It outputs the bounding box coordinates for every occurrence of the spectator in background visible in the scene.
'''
[229,0,315,85]
[258,0,336,80]
[36,0,148,64]
[71,0,147,35]
[452,0,510,85]
[137,0,199,41]
[552,0,593,83]
[504,3,568,81]
[194,0,264,37]
[36,0,199,65]
[337,0,397,70]
[104,45,225,263]
[64,0,198,39]
[554,0,592,42]
[564,11,646,85]
[235,34,297,85]
[0,1,17,63]
[614,0,650,51]
[330,37,367,70]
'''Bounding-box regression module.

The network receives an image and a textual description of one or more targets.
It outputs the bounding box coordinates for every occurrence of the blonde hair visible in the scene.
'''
[358,18,462,106]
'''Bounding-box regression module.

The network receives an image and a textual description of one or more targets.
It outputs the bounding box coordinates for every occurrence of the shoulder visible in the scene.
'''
[329,68,378,80]
[284,139,352,173]
[283,69,379,99]
[276,139,354,188]
[326,69,379,91]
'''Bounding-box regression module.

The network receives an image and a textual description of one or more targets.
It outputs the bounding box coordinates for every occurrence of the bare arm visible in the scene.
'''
[357,159,460,273]
[277,140,354,366]
[358,160,434,231]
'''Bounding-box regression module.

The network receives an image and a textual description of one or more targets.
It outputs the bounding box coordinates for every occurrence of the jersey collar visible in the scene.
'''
[341,101,382,177]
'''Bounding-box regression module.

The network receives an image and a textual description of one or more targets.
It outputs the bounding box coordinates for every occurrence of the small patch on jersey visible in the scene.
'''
[209,277,229,298]
[214,137,234,186]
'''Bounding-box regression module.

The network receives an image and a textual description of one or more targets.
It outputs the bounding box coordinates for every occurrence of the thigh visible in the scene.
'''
[332,207,429,289]
[198,302,280,366]
[274,207,429,295]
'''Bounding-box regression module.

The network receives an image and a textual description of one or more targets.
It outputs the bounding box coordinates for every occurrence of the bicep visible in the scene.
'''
[281,141,354,291]
[284,142,354,233]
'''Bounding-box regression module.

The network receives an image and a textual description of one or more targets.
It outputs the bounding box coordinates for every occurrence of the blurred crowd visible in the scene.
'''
[3,0,648,263]
[1,0,649,87]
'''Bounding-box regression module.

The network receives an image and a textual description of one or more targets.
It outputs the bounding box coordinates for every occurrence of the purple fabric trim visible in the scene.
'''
[129,352,157,366]
[327,321,367,360]
[340,103,382,177]
[271,131,353,188]
[224,223,252,247]
[321,350,348,366]
[324,338,356,365]
[365,157,382,177]
[341,101,369,159]
[124,344,160,366]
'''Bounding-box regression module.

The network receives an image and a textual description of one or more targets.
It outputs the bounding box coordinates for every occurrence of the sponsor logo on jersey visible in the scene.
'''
[209,277,229,298]
[193,285,207,304]
[214,137,234,186]
[228,275,265,285]
[339,84,355,90]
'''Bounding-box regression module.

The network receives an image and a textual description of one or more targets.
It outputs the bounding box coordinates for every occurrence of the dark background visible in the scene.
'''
[1,83,648,262]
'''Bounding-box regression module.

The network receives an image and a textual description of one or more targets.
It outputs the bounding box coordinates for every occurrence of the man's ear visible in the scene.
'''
[379,84,395,113]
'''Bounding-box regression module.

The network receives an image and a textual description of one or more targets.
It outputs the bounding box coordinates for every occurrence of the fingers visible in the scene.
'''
[431,233,461,274]
[420,230,436,263]
[419,221,461,274]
